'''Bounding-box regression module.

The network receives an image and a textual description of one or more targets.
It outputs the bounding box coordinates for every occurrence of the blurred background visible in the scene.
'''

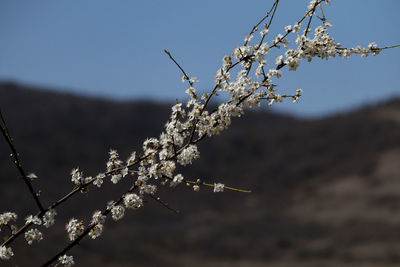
[0,0,400,266]
[0,0,399,116]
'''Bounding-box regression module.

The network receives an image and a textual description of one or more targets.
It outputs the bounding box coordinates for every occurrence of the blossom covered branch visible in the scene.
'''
[0,0,399,265]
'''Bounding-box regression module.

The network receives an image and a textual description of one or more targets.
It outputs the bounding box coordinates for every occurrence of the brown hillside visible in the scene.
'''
[1,82,400,266]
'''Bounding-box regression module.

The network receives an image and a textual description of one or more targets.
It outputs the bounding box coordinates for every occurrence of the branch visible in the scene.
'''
[164,49,194,87]
[41,183,138,266]
[149,195,180,214]
[0,108,45,213]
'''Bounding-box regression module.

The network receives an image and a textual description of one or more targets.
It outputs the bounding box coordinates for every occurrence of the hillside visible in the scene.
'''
[1,82,400,266]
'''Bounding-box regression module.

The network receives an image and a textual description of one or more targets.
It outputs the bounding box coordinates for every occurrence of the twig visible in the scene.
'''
[336,44,400,51]
[0,108,45,213]
[244,0,279,46]
[164,49,194,87]
[162,175,251,193]
[149,195,180,214]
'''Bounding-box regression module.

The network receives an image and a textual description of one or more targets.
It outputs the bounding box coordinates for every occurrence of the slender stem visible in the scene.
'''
[336,44,400,51]
[244,0,279,46]
[0,108,45,213]
[149,195,179,214]
[164,49,194,87]
[246,0,280,76]
[303,1,320,37]
[162,175,251,193]
[319,2,326,23]
[380,44,400,49]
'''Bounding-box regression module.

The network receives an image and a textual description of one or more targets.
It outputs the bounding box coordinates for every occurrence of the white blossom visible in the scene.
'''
[121,167,129,177]
[368,41,377,49]
[24,228,43,245]
[234,45,252,60]
[177,145,200,166]
[84,176,93,183]
[0,246,13,260]
[244,34,253,42]
[275,55,284,65]
[43,209,57,228]
[273,33,283,45]
[127,152,136,165]
[148,163,161,179]
[25,215,41,225]
[111,205,125,221]
[189,76,198,83]
[213,183,225,193]
[143,138,159,154]
[286,56,300,71]
[170,174,184,187]
[254,42,269,63]
[70,168,83,185]
[27,173,38,180]
[222,55,232,70]
[185,86,197,98]
[91,211,106,224]
[107,150,123,172]
[260,28,269,36]
[0,212,17,229]
[140,184,157,195]
[58,255,74,266]
[89,224,104,239]
[93,173,105,188]
[267,69,282,78]
[111,174,122,184]
[268,98,275,106]
[123,193,143,209]
[293,23,301,33]
[160,160,176,177]
[308,0,318,10]
[66,218,84,241]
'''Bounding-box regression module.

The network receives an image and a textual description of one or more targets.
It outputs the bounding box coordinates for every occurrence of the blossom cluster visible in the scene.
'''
[0,0,397,265]
[0,246,13,260]
[111,205,125,221]
[0,212,17,232]
[24,228,43,245]
[66,218,85,241]
[58,255,74,267]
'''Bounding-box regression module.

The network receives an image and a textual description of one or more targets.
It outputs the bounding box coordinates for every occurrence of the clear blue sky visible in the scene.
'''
[0,0,399,117]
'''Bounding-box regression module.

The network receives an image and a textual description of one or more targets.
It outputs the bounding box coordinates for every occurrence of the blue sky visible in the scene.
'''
[0,0,399,117]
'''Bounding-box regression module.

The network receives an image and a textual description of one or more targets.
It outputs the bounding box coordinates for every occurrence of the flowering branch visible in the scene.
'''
[41,183,138,267]
[1,0,399,265]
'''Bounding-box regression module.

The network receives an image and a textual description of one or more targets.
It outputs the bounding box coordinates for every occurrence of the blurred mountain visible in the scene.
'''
[1,82,400,266]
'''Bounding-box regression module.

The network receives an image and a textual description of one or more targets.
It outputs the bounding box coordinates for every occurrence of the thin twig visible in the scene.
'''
[0,108,45,213]
[336,44,400,51]
[162,175,251,193]
[149,195,180,214]
[164,49,193,86]
[244,0,279,46]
